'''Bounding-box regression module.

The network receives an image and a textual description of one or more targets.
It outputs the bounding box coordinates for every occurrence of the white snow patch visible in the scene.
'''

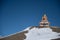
[25,28,60,40]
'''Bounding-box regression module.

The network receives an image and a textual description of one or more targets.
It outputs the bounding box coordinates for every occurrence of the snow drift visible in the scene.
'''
[24,27,60,40]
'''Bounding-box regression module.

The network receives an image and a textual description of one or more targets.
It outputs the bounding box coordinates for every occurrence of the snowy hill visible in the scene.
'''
[24,27,60,40]
[0,26,60,40]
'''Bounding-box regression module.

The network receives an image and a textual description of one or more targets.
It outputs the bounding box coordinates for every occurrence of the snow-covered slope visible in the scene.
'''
[24,27,60,40]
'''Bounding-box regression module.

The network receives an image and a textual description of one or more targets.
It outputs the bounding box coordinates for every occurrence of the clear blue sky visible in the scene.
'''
[0,0,60,36]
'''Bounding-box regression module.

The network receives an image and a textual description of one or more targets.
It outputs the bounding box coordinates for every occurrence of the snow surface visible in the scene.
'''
[24,27,60,40]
